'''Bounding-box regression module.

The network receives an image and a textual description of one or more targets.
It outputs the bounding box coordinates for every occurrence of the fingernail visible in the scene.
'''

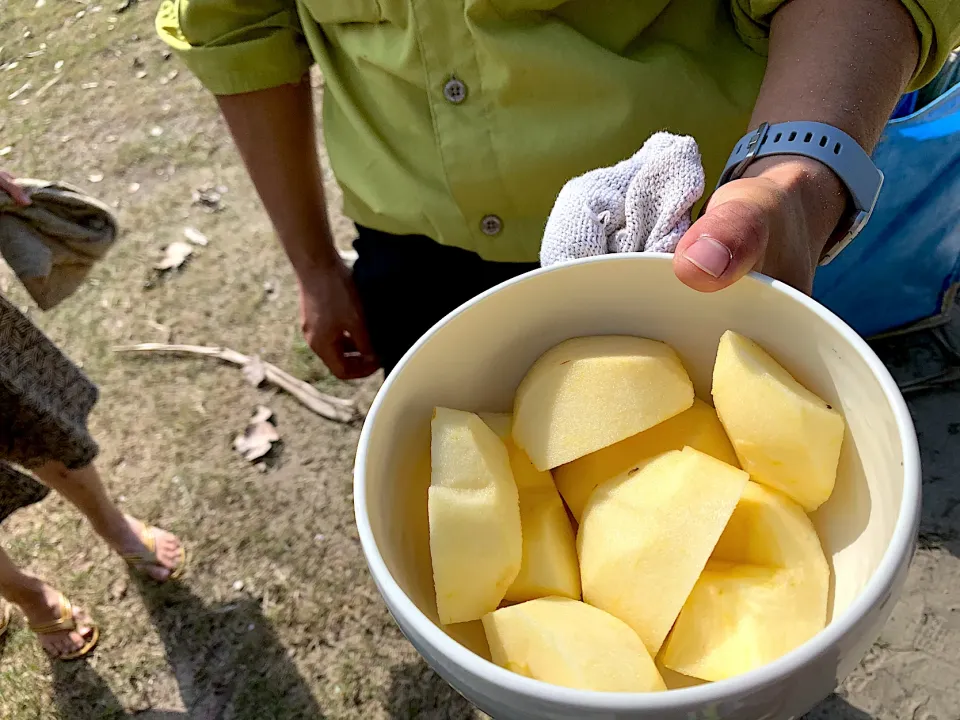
[683,236,733,278]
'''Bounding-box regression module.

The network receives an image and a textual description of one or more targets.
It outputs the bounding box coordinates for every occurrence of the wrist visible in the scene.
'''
[742,155,848,257]
[278,225,343,280]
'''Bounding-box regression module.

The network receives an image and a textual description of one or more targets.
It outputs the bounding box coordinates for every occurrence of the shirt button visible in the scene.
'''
[443,76,467,104]
[480,214,502,236]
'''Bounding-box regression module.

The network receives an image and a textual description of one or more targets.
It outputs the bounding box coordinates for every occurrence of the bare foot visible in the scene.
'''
[19,584,95,659]
[105,515,185,582]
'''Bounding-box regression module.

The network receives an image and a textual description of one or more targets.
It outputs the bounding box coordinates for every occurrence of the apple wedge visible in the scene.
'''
[512,336,694,471]
[482,596,665,692]
[660,562,824,681]
[481,413,580,602]
[712,330,844,512]
[429,408,522,625]
[661,481,830,681]
[578,447,747,656]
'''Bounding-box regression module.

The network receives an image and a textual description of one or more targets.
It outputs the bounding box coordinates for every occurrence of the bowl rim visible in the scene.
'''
[353,253,921,710]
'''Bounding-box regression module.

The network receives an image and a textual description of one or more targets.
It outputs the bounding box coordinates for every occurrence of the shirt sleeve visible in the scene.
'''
[156,0,314,95]
[730,0,960,90]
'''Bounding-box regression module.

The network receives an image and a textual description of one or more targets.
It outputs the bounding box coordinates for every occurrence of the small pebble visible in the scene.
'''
[233,580,244,591]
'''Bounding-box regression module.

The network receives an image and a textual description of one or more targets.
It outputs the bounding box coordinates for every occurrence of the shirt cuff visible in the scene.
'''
[156,6,313,95]
[730,0,960,90]
[898,0,960,90]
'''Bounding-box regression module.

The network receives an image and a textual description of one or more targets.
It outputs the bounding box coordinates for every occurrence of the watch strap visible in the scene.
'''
[718,121,884,265]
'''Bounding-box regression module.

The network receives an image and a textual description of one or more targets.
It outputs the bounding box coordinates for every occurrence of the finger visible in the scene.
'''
[0,172,31,206]
[313,340,351,380]
[673,197,770,293]
[312,333,377,381]
[335,333,380,379]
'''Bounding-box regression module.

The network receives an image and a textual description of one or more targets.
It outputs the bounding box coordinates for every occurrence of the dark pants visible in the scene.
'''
[352,226,539,375]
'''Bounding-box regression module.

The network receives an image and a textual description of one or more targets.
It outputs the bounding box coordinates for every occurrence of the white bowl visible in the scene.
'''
[354,254,920,720]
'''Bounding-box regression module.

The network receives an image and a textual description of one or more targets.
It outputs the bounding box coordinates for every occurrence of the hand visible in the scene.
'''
[298,258,379,380]
[0,170,31,206]
[673,157,847,295]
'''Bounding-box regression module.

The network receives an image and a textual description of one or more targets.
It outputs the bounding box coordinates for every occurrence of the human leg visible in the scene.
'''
[0,545,96,658]
[32,461,184,582]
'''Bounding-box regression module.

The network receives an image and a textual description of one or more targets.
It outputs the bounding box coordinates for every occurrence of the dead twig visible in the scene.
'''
[112,343,359,423]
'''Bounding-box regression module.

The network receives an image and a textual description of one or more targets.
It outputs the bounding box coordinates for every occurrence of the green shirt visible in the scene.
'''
[158,0,958,263]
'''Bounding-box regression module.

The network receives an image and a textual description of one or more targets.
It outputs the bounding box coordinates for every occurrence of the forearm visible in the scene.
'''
[754,0,919,151]
[217,76,338,277]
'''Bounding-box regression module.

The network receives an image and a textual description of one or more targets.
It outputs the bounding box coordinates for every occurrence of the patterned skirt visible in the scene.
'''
[0,293,99,523]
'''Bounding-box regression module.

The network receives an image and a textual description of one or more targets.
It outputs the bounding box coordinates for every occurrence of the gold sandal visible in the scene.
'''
[28,594,99,661]
[121,525,187,581]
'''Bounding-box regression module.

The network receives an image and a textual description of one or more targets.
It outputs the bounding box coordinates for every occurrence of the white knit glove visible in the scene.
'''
[540,132,706,267]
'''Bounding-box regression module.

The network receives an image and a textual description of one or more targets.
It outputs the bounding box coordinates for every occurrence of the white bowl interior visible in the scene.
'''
[360,255,907,688]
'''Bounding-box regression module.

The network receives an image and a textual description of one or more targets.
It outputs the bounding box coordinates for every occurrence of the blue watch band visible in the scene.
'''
[718,121,884,266]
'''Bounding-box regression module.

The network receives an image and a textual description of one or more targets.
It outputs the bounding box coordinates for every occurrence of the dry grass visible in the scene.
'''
[0,1,476,717]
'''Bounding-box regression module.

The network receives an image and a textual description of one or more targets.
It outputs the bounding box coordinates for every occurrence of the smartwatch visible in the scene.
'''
[717,121,884,266]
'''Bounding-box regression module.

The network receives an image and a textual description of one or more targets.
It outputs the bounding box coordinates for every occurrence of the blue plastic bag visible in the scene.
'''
[813,83,960,337]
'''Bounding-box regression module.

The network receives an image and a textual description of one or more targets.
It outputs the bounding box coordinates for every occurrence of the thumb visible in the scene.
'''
[673,192,771,293]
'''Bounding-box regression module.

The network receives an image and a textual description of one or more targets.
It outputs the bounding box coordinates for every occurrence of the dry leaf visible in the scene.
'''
[242,357,267,388]
[233,407,279,462]
[251,405,274,424]
[155,241,193,271]
[183,226,208,246]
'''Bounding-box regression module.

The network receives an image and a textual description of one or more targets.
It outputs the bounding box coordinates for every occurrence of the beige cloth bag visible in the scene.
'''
[0,178,118,310]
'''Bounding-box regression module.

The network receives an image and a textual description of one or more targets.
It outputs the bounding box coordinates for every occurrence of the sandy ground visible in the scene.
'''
[0,2,958,718]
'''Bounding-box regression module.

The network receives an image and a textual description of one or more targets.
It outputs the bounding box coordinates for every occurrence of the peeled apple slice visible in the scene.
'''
[429,408,522,625]
[661,482,830,681]
[482,596,666,692]
[481,413,581,602]
[512,336,694,471]
[712,330,844,512]
[660,562,824,682]
[578,447,747,656]
[711,480,830,575]
[554,398,737,522]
